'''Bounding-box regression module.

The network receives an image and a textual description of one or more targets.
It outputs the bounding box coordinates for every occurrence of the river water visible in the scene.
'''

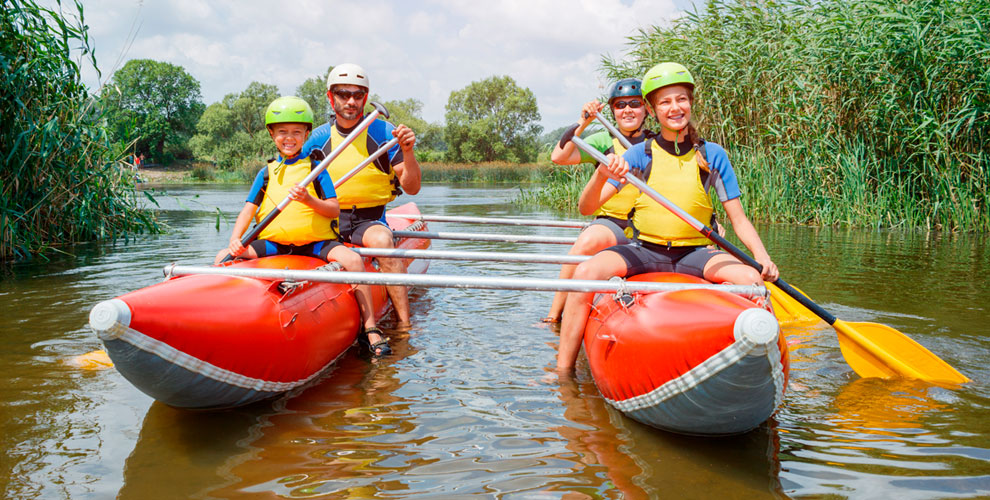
[1,184,988,499]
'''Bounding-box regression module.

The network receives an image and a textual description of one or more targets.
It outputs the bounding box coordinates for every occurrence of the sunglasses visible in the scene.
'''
[612,99,644,110]
[332,89,367,101]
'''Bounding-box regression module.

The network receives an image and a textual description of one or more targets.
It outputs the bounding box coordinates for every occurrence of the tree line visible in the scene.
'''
[101,60,547,170]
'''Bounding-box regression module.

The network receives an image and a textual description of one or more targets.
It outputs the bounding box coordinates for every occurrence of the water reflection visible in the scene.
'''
[3,185,990,499]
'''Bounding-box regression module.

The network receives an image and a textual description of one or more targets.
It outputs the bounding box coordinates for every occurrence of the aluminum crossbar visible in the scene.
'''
[164,265,767,298]
[390,230,577,245]
[387,213,588,229]
[352,247,589,265]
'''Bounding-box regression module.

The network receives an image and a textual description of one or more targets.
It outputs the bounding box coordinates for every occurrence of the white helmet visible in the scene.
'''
[326,63,369,90]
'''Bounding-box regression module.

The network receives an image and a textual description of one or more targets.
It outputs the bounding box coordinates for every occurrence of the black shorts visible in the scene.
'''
[588,216,630,245]
[248,239,343,261]
[338,205,389,245]
[608,241,723,278]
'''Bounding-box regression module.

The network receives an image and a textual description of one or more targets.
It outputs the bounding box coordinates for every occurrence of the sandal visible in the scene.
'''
[541,316,560,324]
[358,326,392,358]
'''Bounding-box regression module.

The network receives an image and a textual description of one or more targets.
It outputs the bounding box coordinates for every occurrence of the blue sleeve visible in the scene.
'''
[705,142,741,202]
[368,118,403,166]
[314,169,336,200]
[301,122,333,158]
[246,168,267,205]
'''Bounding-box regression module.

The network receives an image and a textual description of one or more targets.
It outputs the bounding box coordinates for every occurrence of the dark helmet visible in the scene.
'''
[607,78,642,103]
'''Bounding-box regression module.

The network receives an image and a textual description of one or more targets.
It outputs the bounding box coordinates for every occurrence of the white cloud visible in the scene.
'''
[75,0,687,129]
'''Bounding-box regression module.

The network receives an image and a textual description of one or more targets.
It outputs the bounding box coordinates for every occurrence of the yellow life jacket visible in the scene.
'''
[595,136,641,220]
[632,138,713,247]
[255,156,339,245]
[321,123,400,209]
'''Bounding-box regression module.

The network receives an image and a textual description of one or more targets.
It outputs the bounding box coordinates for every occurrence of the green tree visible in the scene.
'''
[296,66,334,125]
[1,0,159,260]
[373,96,447,155]
[102,59,204,163]
[189,81,278,169]
[445,75,542,163]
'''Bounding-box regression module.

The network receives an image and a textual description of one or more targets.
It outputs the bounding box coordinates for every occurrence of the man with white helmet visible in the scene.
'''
[302,63,421,343]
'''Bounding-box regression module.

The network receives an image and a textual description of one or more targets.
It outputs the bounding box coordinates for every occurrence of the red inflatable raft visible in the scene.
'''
[88,202,429,409]
[583,272,789,436]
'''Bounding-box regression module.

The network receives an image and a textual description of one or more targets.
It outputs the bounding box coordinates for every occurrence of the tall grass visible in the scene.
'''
[591,0,989,231]
[1,0,161,260]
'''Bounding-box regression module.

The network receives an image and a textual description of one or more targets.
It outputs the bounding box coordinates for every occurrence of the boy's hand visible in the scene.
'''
[215,237,246,265]
[287,184,315,206]
[393,124,416,152]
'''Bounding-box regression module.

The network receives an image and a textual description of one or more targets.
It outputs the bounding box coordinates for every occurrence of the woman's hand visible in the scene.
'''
[755,254,779,281]
[599,153,629,183]
[581,100,604,124]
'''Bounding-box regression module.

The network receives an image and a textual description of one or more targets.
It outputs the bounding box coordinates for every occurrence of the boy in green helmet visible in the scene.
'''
[214,96,392,357]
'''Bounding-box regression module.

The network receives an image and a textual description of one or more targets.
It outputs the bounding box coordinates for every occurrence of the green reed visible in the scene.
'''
[592,0,989,231]
[0,0,161,260]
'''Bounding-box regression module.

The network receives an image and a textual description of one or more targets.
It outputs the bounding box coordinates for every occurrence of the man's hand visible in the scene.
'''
[393,124,416,152]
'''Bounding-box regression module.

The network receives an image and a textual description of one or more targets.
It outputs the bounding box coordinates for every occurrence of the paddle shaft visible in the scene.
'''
[594,112,634,150]
[333,137,399,189]
[572,136,837,326]
[221,103,389,263]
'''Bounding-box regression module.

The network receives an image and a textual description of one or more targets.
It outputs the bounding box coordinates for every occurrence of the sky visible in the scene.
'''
[72,0,694,130]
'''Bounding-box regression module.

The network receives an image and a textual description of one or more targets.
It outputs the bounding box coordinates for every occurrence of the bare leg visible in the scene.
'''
[329,245,387,354]
[546,225,619,322]
[703,253,762,286]
[361,224,410,326]
[556,250,628,372]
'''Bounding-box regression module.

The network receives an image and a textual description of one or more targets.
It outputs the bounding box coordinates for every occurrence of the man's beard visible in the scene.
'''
[334,103,362,121]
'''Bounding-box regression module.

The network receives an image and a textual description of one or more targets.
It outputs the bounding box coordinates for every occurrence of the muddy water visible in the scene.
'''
[1,184,988,499]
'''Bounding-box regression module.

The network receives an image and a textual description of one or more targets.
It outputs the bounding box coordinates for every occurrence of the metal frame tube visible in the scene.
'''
[164,264,767,298]
[387,213,588,229]
[352,247,589,265]
[391,230,577,245]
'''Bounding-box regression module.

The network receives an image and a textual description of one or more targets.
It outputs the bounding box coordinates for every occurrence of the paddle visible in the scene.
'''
[219,101,391,263]
[571,136,970,384]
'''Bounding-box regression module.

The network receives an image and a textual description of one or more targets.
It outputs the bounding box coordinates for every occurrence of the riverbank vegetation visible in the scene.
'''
[1,0,160,261]
[557,0,987,232]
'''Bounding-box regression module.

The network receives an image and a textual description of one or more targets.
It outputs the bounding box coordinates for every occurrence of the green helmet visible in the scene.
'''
[641,62,695,101]
[607,78,642,102]
[265,96,314,129]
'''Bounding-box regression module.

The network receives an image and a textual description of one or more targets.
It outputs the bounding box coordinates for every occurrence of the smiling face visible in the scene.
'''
[268,122,310,158]
[610,97,647,134]
[647,84,693,140]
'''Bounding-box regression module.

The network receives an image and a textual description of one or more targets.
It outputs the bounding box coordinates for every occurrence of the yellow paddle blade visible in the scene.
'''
[766,281,819,325]
[67,349,114,371]
[833,319,970,384]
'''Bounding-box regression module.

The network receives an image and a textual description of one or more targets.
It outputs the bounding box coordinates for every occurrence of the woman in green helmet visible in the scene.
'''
[543,78,653,324]
[555,63,778,372]
[214,96,391,358]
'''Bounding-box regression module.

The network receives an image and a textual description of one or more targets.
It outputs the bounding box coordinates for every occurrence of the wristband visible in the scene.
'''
[557,123,580,149]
